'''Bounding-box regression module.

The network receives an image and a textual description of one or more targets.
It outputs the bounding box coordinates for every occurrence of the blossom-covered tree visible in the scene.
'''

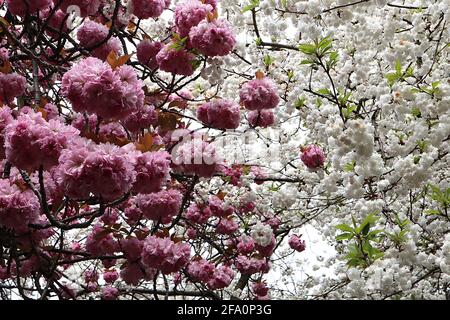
[0,0,448,300]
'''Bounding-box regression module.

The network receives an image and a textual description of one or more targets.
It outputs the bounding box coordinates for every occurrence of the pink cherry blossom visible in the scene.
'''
[300,145,326,169]
[248,110,275,128]
[102,286,119,300]
[237,236,255,254]
[172,139,221,177]
[57,141,136,201]
[6,0,51,16]
[103,270,119,284]
[0,73,26,104]
[141,236,190,274]
[207,265,234,290]
[0,107,13,159]
[189,19,236,57]
[131,0,167,20]
[85,224,119,256]
[62,57,144,120]
[197,99,240,129]
[58,0,102,17]
[132,151,171,194]
[77,20,123,60]
[137,40,163,69]
[136,189,182,223]
[209,195,234,217]
[156,45,196,76]
[187,259,215,283]
[174,0,213,37]
[215,217,238,235]
[0,179,40,233]
[288,234,306,252]
[239,77,280,111]
[185,203,212,224]
[5,110,79,171]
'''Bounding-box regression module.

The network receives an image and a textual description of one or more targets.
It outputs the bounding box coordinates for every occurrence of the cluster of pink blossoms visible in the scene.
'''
[0,47,9,62]
[187,259,215,282]
[103,270,119,284]
[207,265,235,290]
[216,217,238,234]
[62,57,144,120]
[248,110,275,128]
[240,77,280,111]
[197,99,240,130]
[5,0,51,16]
[288,234,306,252]
[135,0,235,76]
[237,236,256,254]
[187,259,235,289]
[189,19,236,57]
[174,0,213,37]
[168,89,194,108]
[252,282,269,300]
[239,75,279,129]
[102,286,119,300]
[0,179,40,233]
[184,203,212,224]
[300,144,326,169]
[137,40,164,70]
[209,195,235,217]
[120,261,157,285]
[5,109,79,171]
[255,235,276,257]
[57,141,136,201]
[135,189,182,223]
[132,151,170,194]
[0,72,26,104]
[77,20,121,61]
[131,0,170,20]
[41,8,69,38]
[156,46,196,76]
[141,236,190,274]
[234,255,269,275]
[98,122,127,140]
[119,237,157,285]
[85,224,119,256]
[122,104,159,133]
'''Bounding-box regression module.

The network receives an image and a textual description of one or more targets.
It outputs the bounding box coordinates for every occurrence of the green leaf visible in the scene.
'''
[300,59,315,65]
[336,224,354,233]
[242,0,260,13]
[385,73,399,86]
[336,233,354,241]
[425,209,441,216]
[317,37,333,54]
[361,222,371,236]
[411,106,421,117]
[317,88,331,95]
[294,96,306,109]
[343,161,356,172]
[405,67,414,78]
[263,55,275,67]
[287,70,295,81]
[298,43,316,55]
[395,59,402,74]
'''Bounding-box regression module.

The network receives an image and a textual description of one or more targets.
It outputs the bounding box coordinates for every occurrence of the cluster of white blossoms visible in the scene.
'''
[156,0,448,299]
[251,222,274,247]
